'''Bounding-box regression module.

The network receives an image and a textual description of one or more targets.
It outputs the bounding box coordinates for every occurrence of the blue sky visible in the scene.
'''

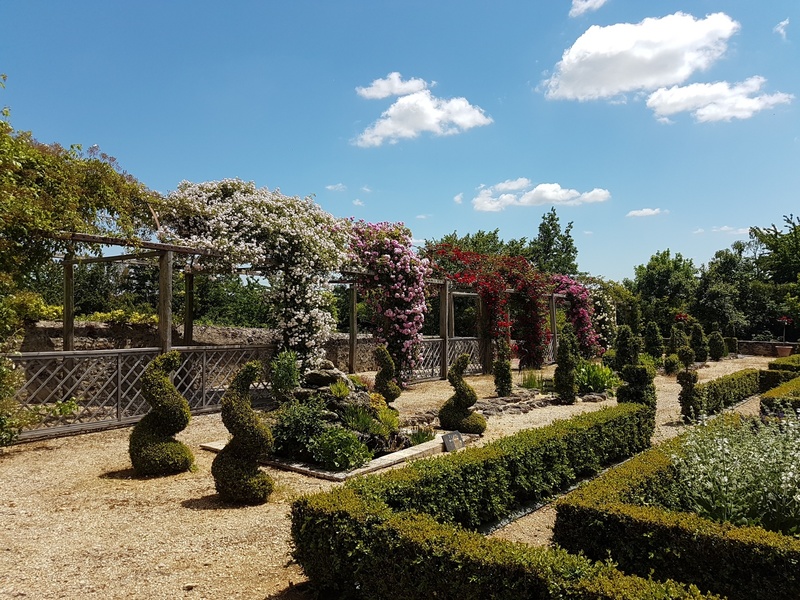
[2,1,798,281]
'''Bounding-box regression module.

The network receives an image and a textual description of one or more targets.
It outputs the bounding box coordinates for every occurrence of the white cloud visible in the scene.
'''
[356,72,428,99]
[712,225,749,235]
[626,208,667,217]
[453,193,463,204]
[355,89,493,147]
[775,18,790,41]
[584,230,594,235]
[544,12,740,100]
[569,0,609,18]
[693,228,705,234]
[325,183,347,192]
[647,76,793,122]
[352,199,364,206]
[471,179,610,212]
[361,185,372,193]
[416,214,431,220]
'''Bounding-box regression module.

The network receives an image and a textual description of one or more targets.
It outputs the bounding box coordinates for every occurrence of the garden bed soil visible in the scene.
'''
[0,355,772,599]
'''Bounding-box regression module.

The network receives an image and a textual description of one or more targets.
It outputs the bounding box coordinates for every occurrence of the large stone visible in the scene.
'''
[304,367,353,389]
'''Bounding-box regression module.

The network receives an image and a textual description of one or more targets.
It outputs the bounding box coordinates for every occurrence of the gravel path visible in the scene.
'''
[0,356,772,599]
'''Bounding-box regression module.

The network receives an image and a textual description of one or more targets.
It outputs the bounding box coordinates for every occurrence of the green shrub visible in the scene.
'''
[520,369,549,391]
[438,353,486,434]
[707,331,727,361]
[493,337,513,397]
[271,397,328,462]
[269,349,300,401]
[329,379,350,399]
[678,368,760,422]
[667,324,689,355]
[310,427,372,471]
[642,321,664,360]
[617,364,656,408]
[768,354,800,372]
[374,346,401,403]
[677,345,695,370]
[758,368,798,393]
[601,348,616,369]
[348,373,369,391]
[613,325,639,371]
[554,324,579,404]
[690,323,709,363]
[409,425,435,445]
[761,375,800,413]
[211,361,274,504]
[375,405,399,435]
[724,336,738,355]
[663,353,680,375]
[128,351,194,475]
[575,360,620,395]
[341,405,387,437]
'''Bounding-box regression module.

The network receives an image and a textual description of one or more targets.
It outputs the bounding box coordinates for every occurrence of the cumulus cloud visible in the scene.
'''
[647,76,794,122]
[356,72,428,99]
[453,193,463,204]
[472,179,610,212]
[712,225,749,234]
[626,208,667,217]
[354,73,492,147]
[352,199,364,206]
[361,185,372,193]
[569,0,609,18]
[693,228,705,234]
[774,18,790,40]
[325,183,347,192]
[544,12,740,100]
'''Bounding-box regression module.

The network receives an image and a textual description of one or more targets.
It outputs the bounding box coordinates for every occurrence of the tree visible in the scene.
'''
[750,215,800,285]
[631,249,698,335]
[692,246,749,337]
[528,208,578,275]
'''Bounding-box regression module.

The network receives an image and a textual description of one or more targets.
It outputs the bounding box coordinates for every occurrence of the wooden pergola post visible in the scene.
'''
[348,283,358,374]
[183,271,194,346]
[63,252,75,352]
[439,280,450,379]
[158,251,173,353]
[550,293,559,360]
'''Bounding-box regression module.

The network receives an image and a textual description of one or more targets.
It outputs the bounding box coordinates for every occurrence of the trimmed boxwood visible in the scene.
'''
[678,368,760,420]
[552,435,800,600]
[767,354,800,372]
[760,374,800,413]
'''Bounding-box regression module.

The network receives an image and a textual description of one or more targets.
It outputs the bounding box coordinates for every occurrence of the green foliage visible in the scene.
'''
[375,405,399,435]
[212,361,274,504]
[374,346,401,402]
[409,425,435,445]
[642,321,664,359]
[677,345,695,370]
[310,427,372,471]
[613,325,639,371]
[761,374,800,413]
[438,353,486,434]
[678,368,761,421]
[663,353,680,375]
[631,249,698,334]
[767,353,800,372]
[128,351,194,475]
[269,350,299,402]
[341,405,387,437]
[348,373,369,391]
[725,336,738,355]
[667,324,690,355]
[750,214,800,285]
[554,323,579,404]
[689,322,709,362]
[0,355,39,447]
[519,369,550,391]
[328,379,350,399]
[271,397,328,462]
[707,331,727,361]
[493,338,513,397]
[576,360,620,395]
[617,364,657,408]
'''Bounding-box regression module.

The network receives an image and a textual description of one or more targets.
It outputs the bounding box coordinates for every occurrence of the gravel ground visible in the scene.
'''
[0,355,772,599]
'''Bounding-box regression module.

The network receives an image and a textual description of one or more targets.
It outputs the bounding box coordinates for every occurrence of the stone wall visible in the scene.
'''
[737,340,798,357]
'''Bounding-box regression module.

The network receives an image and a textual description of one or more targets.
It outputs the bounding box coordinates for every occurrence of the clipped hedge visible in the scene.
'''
[291,488,719,600]
[758,368,799,394]
[678,368,760,420]
[553,436,800,600]
[767,354,800,372]
[761,374,800,413]
[346,403,655,529]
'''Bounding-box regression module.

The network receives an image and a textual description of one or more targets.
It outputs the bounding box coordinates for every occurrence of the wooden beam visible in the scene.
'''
[439,280,450,379]
[184,272,194,346]
[52,231,218,256]
[63,252,75,352]
[65,250,163,265]
[158,251,173,353]
[348,283,358,374]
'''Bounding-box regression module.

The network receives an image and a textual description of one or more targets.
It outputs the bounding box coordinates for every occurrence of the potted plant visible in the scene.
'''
[776,316,793,357]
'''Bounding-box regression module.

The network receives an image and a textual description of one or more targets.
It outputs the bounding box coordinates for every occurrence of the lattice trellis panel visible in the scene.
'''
[5,345,275,440]
[447,338,482,375]
[406,338,442,382]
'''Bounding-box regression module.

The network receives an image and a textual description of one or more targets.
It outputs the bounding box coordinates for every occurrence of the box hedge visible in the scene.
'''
[292,403,718,599]
[760,374,800,413]
[678,368,760,420]
[767,354,800,372]
[553,435,800,600]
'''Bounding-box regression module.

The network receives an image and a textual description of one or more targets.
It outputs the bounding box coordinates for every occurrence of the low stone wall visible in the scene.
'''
[738,340,798,357]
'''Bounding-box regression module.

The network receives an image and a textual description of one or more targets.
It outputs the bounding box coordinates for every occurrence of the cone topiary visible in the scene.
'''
[493,338,513,397]
[212,361,274,504]
[708,330,727,361]
[642,321,664,361]
[438,353,486,434]
[690,323,709,363]
[129,351,194,476]
[374,346,401,403]
[613,325,640,372]
[554,324,579,405]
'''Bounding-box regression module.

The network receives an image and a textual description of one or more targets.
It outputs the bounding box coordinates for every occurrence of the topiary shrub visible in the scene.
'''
[613,325,640,372]
[272,397,328,462]
[708,331,727,361]
[493,338,513,397]
[129,351,194,476]
[724,336,738,356]
[677,345,696,371]
[690,323,709,363]
[439,353,486,434]
[269,349,300,402]
[667,324,689,356]
[310,427,372,471]
[677,369,701,421]
[617,363,657,409]
[643,321,664,361]
[211,361,274,504]
[664,354,680,375]
[554,324,579,404]
[374,346,401,403]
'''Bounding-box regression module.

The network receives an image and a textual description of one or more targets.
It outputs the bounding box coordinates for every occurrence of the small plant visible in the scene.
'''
[310,427,372,471]
[409,425,436,445]
[271,397,328,462]
[520,369,543,390]
[128,351,194,475]
[347,374,370,391]
[212,361,274,505]
[329,379,350,399]
[270,349,300,402]
[368,392,387,414]
[554,324,579,404]
[374,346,401,403]
[575,360,620,395]
[341,405,386,437]
[375,405,399,435]
[708,331,727,361]
[663,353,680,375]
[493,338,513,397]
[438,353,486,434]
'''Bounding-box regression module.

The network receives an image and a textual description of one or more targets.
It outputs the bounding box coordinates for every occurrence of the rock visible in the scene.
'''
[582,393,607,403]
[292,388,316,402]
[304,367,353,389]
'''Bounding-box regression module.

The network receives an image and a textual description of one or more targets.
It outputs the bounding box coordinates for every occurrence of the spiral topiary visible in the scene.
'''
[493,338,513,398]
[439,353,486,434]
[129,351,194,476]
[374,346,401,403]
[211,361,275,504]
